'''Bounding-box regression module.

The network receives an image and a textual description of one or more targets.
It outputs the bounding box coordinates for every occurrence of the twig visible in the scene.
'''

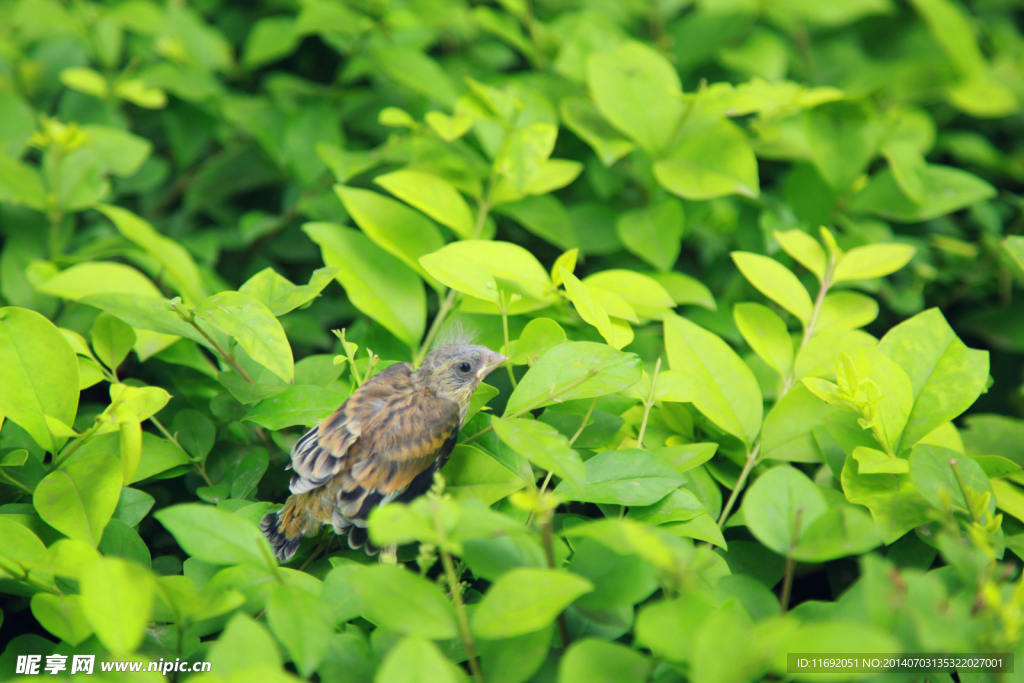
[636,358,661,449]
[541,511,572,649]
[415,288,459,367]
[780,507,804,613]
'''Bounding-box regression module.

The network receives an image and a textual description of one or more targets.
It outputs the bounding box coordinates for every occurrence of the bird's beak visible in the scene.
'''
[477,351,508,380]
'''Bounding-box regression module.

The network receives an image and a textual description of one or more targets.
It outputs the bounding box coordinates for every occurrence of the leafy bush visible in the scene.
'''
[1,0,1024,681]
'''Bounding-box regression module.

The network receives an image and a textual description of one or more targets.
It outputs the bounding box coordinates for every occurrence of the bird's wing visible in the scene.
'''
[344,385,461,494]
[288,362,416,494]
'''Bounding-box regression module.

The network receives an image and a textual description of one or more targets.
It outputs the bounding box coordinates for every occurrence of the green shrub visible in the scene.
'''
[1,0,1023,681]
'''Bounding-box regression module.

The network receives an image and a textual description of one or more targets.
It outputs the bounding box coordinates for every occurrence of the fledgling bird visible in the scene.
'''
[260,337,507,562]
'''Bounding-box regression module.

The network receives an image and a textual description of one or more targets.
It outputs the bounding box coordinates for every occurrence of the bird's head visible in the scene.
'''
[417,344,508,406]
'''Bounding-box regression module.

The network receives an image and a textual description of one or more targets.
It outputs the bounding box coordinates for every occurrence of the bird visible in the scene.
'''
[260,335,507,562]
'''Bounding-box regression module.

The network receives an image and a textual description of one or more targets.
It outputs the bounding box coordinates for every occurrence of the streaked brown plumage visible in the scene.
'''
[260,342,506,562]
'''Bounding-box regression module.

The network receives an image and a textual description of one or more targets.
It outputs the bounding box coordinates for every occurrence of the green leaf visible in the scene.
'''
[443,444,527,505]
[504,342,641,416]
[560,98,636,167]
[495,123,558,196]
[561,518,680,570]
[171,409,215,462]
[972,455,1022,479]
[113,79,167,108]
[425,111,474,142]
[80,293,207,347]
[909,443,994,516]
[882,140,928,202]
[92,312,136,371]
[805,101,879,191]
[815,292,879,333]
[208,614,282,676]
[568,538,659,610]
[654,113,760,200]
[492,417,586,495]
[31,593,93,646]
[853,446,909,474]
[741,465,828,555]
[792,506,881,562]
[774,229,827,282]
[582,271,676,320]
[305,222,426,349]
[371,46,458,106]
[877,308,989,451]
[155,503,274,566]
[350,564,458,639]
[79,557,153,656]
[731,252,813,324]
[421,239,556,315]
[82,125,152,177]
[238,266,339,316]
[244,385,346,430]
[374,169,475,239]
[615,199,685,271]
[634,593,717,662]
[587,41,684,154]
[134,433,191,483]
[98,518,150,568]
[267,583,333,677]
[471,568,593,639]
[663,312,762,446]
[336,185,446,288]
[832,243,916,282]
[848,165,995,222]
[495,195,578,251]
[559,266,629,349]
[61,66,108,97]
[734,302,793,378]
[907,0,986,77]
[243,16,299,68]
[97,204,207,304]
[34,450,122,547]
[840,452,932,543]
[114,487,155,527]
[554,449,684,505]
[375,636,467,683]
[478,625,552,683]
[0,307,79,453]
[560,639,653,683]
[0,151,46,210]
[194,291,294,383]
[649,272,717,310]
[652,444,719,474]
[510,318,567,366]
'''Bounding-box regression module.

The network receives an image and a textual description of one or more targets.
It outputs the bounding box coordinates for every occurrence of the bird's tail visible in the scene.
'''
[260,494,316,563]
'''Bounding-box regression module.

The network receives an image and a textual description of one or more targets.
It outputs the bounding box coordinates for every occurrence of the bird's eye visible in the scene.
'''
[457,361,472,374]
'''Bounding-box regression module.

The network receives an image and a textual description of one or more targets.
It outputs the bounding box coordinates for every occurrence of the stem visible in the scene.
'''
[0,470,35,495]
[636,358,661,449]
[48,420,102,472]
[716,442,761,527]
[500,292,517,388]
[472,194,493,240]
[415,288,459,366]
[541,511,572,649]
[568,398,597,448]
[188,316,256,384]
[780,507,804,614]
[433,502,483,683]
[152,416,214,486]
[781,255,836,396]
[715,252,838,527]
[950,458,982,523]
